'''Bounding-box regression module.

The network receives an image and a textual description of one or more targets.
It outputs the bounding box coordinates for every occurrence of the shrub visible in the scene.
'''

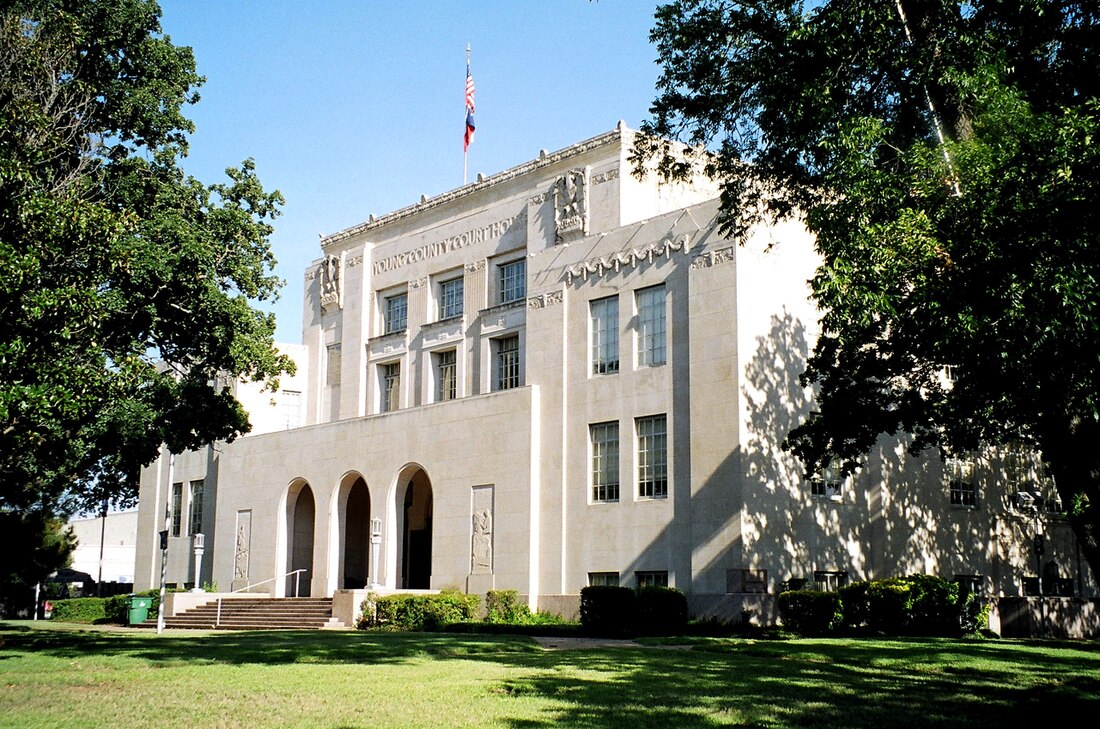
[777,590,842,636]
[838,581,870,631]
[865,575,963,636]
[635,587,688,636]
[579,585,636,637]
[358,590,480,631]
[867,578,910,634]
[485,590,531,624]
[50,597,107,624]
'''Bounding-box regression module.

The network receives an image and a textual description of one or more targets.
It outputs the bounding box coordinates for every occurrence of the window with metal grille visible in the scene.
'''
[637,414,667,498]
[170,482,183,537]
[590,296,619,374]
[435,350,457,402]
[188,480,204,536]
[947,455,977,507]
[590,421,619,503]
[384,292,407,334]
[811,459,843,498]
[635,571,668,589]
[636,285,666,367]
[495,335,520,390]
[588,572,620,587]
[381,362,400,412]
[498,259,525,304]
[439,277,463,320]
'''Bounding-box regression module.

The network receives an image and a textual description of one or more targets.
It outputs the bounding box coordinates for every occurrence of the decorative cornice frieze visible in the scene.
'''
[564,233,692,284]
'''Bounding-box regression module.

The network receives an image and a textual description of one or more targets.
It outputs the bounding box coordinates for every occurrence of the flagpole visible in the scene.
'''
[464,44,470,185]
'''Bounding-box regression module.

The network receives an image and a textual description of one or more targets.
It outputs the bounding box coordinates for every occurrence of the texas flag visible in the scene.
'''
[464,64,476,151]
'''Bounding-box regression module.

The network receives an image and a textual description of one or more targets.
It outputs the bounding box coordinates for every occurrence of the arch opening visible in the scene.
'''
[397,467,433,589]
[340,475,371,589]
[286,482,316,597]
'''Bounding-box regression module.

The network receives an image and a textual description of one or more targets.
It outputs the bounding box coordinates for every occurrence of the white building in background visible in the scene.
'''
[133,125,1096,619]
[68,510,138,584]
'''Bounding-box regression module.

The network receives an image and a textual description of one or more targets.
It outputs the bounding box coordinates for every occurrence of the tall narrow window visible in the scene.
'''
[636,285,666,367]
[947,455,977,507]
[498,259,526,304]
[325,344,341,387]
[170,482,183,537]
[280,390,301,429]
[436,349,457,402]
[439,277,464,320]
[188,480,204,535]
[381,362,401,412]
[495,335,520,390]
[590,296,619,375]
[637,414,668,498]
[384,292,407,334]
[590,421,619,502]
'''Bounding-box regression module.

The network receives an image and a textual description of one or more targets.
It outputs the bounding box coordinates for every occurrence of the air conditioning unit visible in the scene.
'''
[1015,491,1043,511]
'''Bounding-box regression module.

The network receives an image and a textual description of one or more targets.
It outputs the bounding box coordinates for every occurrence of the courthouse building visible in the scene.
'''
[133,124,1096,619]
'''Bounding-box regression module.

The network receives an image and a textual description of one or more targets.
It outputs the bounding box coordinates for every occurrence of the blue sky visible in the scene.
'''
[158,1,664,342]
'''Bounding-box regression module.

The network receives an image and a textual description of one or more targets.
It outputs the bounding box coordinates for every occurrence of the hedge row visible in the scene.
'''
[51,589,163,625]
[778,574,987,636]
[356,590,480,630]
[580,586,688,637]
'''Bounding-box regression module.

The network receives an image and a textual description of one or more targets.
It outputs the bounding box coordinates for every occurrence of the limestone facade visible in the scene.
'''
[133,125,1097,615]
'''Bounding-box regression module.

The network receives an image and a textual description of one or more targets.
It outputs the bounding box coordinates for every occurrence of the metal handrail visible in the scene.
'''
[216,569,307,626]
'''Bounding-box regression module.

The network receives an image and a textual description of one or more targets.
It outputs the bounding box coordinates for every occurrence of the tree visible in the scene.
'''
[0,511,75,617]
[0,0,292,521]
[637,0,1100,578]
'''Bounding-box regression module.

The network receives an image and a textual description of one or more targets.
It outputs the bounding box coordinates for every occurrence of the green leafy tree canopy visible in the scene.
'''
[0,0,292,518]
[637,0,1100,577]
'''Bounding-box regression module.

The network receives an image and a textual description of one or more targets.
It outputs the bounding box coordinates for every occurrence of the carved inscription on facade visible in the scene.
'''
[471,485,494,574]
[554,167,589,242]
[372,215,521,275]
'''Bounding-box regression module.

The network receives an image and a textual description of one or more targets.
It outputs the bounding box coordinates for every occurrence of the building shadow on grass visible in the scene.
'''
[3,625,1099,728]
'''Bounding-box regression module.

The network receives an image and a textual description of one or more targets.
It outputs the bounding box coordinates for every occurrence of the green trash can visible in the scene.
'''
[128,595,153,625]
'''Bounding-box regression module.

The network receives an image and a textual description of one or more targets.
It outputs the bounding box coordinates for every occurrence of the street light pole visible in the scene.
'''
[190,533,205,593]
[369,517,382,590]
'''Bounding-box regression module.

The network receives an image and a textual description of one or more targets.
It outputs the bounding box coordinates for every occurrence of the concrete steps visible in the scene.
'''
[149,597,344,630]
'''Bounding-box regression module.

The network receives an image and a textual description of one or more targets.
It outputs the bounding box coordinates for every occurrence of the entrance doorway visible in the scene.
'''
[397,467,433,589]
[340,475,371,589]
[286,481,315,597]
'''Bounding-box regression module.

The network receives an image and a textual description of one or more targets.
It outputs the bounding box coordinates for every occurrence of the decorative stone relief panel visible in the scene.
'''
[464,260,486,273]
[690,245,737,270]
[554,167,590,243]
[422,318,464,347]
[233,510,251,588]
[527,290,564,309]
[319,253,344,314]
[470,485,494,575]
[592,168,620,185]
[479,301,525,335]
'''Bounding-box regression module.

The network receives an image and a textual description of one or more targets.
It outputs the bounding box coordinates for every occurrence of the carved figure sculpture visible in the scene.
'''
[234,522,249,579]
[472,508,492,571]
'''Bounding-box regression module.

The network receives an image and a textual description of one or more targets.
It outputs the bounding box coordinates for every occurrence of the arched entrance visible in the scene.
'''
[286,481,315,597]
[396,466,433,589]
[338,474,371,589]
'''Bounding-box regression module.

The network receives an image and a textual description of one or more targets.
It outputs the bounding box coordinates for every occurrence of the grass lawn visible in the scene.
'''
[1,621,1098,728]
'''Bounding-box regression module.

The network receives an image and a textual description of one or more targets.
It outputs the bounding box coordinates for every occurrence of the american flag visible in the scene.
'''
[464,63,476,151]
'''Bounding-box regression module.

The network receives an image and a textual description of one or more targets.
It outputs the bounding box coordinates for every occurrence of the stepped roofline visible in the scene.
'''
[321,122,632,247]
